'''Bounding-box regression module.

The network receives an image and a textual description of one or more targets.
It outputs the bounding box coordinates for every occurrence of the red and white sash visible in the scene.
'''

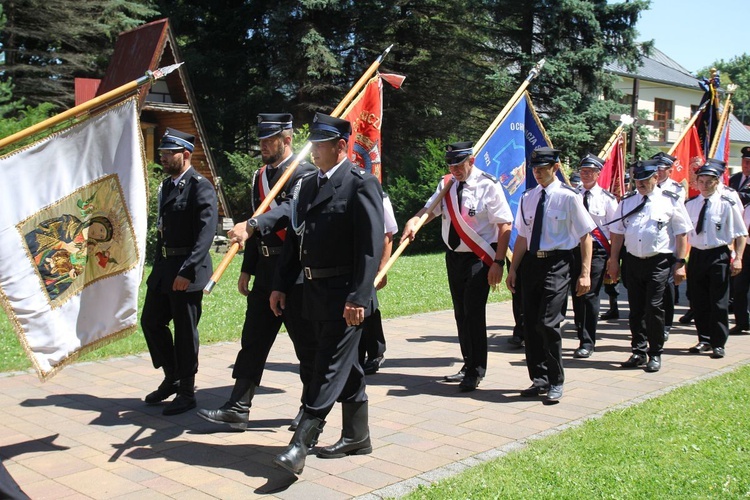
[258,166,286,240]
[443,174,495,267]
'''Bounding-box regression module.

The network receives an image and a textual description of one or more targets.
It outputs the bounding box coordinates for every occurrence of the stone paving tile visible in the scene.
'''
[2,294,750,498]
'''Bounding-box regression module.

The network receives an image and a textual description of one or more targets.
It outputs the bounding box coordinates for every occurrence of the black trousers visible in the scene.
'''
[572,245,608,349]
[0,461,28,500]
[359,308,386,364]
[233,283,315,394]
[622,252,671,356]
[446,251,491,378]
[305,319,366,419]
[688,246,731,348]
[732,250,750,329]
[519,251,572,387]
[141,287,202,380]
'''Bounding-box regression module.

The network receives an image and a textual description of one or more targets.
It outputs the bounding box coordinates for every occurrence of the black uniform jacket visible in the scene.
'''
[275,159,384,321]
[728,172,750,207]
[241,156,316,289]
[147,166,218,293]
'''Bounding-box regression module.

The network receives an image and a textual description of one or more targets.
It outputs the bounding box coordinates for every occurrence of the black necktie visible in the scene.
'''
[448,181,465,250]
[696,197,709,234]
[315,175,327,195]
[607,195,648,226]
[528,190,546,253]
[583,190,590,211]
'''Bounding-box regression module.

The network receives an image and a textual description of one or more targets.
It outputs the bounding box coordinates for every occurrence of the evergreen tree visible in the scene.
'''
[0,0,158,109]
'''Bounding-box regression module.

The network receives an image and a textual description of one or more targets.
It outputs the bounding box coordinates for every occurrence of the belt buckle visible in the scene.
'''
[261,245,269,257]
[536,250,547,258]
[161,246,167,258]
[304,267,312,280]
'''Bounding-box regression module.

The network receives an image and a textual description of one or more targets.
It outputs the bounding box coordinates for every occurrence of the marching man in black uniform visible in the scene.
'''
[198,114,317,431]
[607,160,692,373]
[685,159,746,358]
[572,154,618,358]
[401,141,513,392]
[270,113,384,475]
[507,147,595,404]
[141,128,218,415]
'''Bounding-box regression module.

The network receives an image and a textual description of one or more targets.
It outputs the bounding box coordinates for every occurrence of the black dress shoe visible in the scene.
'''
[363,356,384,375]
[443,369,466,383]
[600,309,619,320]
[543,385,563,405]
[573,347,593,358]
[507,336,525,348]
[621,353,647,368]
[729,325,749,335]
[645,355,661,372]
[520,384,549,397]
[688,341,712,353]
[711,346,725,358]
[663,329,670,342]
[459,375,480,392]
[679,310,694,324]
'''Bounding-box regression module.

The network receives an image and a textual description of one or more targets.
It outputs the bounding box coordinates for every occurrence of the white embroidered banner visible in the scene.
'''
[0,98,147,380]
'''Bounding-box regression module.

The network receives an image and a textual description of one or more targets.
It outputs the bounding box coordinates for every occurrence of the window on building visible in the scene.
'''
[654,98,674,142]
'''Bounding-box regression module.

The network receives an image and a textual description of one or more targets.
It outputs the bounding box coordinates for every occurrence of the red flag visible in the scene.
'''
[672,125,704,198]
[342,73,405,182]
[598,133,625,199]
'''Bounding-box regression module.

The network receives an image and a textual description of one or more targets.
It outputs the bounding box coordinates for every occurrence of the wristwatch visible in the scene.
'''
[494,258,505,266]
[675,258,686,266]
[247,218,259,232]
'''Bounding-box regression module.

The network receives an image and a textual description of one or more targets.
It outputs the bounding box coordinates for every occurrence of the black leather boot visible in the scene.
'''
[318,402,372,458]
[163,376,196,416]
[197,379,256,430]
[288,405,305,431]
[274,413,325,475]
[145,368,178,405]
[600,295,619,320]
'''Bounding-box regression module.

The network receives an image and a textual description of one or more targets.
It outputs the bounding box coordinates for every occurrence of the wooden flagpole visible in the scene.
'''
[597,115,634,159]
[0,63,183,151]
[373,59,546,287]
[668,99,710,156]
[708,84,737,158]
[204,45,394,294]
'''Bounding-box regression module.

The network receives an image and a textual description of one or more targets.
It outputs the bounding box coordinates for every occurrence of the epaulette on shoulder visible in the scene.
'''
[672,181,684,191]
[622,191,637,200]
[602,190,616,200]
[481,171,499,183]
[300,170,317,180]
[350,166,365,178]
[522,187,535,196]
[662,189,679,201]
[721,194,736,206]
[561,183,578,192]
[724,186,737,192]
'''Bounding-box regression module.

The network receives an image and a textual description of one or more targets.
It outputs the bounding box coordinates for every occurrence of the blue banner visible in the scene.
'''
[474,94,552,248]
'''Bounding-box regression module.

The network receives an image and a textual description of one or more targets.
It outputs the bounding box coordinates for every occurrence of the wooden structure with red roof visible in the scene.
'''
[80,18,231,219]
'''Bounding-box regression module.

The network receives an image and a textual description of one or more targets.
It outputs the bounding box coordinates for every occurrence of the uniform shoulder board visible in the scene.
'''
[602,190,616,200]
[300,170,317,179]
[622,191,637,200]
[350,166,365,178]
[724,186,737,192]
[195,174,203,181]
[662,190,679,201]
[672,181,684,191]
[721,195,736,206]
[561,183,578,192]
[522,187,535,196]
[481,171,499,183]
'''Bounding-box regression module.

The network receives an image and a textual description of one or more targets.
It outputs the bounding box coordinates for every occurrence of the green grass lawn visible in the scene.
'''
[0,251,510,372]
[405,363,750,499]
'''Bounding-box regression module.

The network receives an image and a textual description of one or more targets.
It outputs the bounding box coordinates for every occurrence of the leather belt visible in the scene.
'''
[303,265,352,280]
[161,246,190,257]
[532,249,571,259]
[258,244,282,257]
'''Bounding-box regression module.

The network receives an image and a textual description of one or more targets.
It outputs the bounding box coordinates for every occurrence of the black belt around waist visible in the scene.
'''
[303,265,352,280]
[626,252,671,261]
[529,249,571,259]
[161,246,190,257]
[258,243,283,257]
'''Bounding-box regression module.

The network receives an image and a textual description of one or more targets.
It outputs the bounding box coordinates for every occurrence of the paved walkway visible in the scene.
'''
[2,296,750,499]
